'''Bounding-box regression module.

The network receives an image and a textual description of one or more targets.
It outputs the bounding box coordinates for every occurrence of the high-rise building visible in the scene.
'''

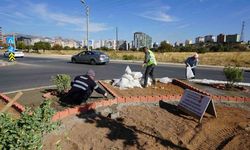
[195,36,205,44]
[226,34,240,43]
[204,35,216,43]
[217,34,226,43]
[133,32,152,49]
[0,27,3,44]
[185,40,192,45]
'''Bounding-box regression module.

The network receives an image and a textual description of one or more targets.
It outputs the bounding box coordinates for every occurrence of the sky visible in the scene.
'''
[0,0,250,44]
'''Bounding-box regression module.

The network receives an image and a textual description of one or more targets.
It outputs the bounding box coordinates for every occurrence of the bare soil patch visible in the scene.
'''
[102,81,184,97]
[43,102,250,150]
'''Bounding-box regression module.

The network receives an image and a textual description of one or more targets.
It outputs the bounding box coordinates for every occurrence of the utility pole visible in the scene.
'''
[240,21,245,42]
[80,0,89,50]
[116,27,118,50]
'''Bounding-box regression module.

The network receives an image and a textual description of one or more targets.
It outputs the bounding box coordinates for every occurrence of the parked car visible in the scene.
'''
[71,50,109,65]
[4,49,24,58]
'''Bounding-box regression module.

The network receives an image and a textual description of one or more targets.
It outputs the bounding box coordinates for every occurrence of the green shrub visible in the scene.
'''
[122,54,136,60]
[0,100,59,149]
[52,74,71,94]
[223,66,244,87]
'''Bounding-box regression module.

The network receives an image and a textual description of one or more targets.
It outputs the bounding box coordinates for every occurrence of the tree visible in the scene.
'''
[52,44,63,50]
[158,41,173,52]
[16,41,26,50]
[64,46,70,50]
[33,41,51,53]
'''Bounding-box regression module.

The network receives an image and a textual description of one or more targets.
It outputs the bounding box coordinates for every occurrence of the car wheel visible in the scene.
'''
[72,58,77,63]
[90,59,96,65]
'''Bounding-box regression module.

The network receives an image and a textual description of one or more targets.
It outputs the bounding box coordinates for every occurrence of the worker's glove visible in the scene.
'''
[104,92,108,98]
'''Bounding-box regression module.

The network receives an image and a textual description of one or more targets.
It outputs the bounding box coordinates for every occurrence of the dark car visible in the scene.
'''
[71,50,109,65]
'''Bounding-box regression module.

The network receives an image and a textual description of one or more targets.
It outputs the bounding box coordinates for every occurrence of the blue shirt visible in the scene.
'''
[185,56,198,67]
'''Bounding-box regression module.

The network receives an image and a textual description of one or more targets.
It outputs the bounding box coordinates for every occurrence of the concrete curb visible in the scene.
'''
[0,61,16,67]
[1,79,250,121]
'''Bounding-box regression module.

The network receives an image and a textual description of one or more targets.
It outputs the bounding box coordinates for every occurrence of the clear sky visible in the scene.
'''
[1,0,250,43]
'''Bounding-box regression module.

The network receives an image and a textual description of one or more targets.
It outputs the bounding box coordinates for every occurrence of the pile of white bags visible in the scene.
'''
[112,66,143,89]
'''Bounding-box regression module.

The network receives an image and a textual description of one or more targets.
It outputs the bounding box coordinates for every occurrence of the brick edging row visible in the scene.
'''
[172,79,250,103]
[1,79,250,121]
[0,93,25,112]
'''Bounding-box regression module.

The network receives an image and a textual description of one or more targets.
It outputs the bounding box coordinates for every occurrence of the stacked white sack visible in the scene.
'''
[112,66,143,89]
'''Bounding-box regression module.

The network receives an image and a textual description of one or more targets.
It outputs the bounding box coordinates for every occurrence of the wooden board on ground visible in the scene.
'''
[178,89,217,123]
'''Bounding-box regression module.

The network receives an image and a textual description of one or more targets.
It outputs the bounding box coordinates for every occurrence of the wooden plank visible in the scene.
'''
[0,92,23,113]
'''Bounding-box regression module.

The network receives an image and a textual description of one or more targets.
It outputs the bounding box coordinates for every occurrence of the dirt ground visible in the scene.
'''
[0,100,20,119]
[42,102,250,150]
[102,81,184,97]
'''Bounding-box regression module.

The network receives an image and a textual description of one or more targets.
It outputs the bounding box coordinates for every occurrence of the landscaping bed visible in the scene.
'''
[185,81,250,98]
[5,83,114,112]
[101,81,184,97]
[42,101,250,150]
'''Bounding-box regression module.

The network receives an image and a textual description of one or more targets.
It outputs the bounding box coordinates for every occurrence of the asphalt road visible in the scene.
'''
[1,54,250,92]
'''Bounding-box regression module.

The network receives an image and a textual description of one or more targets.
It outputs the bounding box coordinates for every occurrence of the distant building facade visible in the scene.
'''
[185,40,192,45]
[133,32,152,49]
[226,34,240,43]
[204,35,216,43]
[17,36,32,46]
[217,34,226,43]
[195,36,205,43]
[117,40,127,50]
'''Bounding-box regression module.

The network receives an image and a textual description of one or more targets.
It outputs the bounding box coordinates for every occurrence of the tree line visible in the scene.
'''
[1,40,249,53]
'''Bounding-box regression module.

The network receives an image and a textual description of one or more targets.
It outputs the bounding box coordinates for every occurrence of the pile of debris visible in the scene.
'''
[112,66,143,89]
[112,66,172,89]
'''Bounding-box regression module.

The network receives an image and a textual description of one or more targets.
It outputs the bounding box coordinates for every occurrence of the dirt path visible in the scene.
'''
[43,102,250,150]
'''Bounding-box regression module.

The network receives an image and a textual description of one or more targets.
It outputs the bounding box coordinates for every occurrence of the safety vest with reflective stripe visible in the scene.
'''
[147,50,157,66]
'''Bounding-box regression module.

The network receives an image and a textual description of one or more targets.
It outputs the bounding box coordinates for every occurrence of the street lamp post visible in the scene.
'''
[80,0,89,51]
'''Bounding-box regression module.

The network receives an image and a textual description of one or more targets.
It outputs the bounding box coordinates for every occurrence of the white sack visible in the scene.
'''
[186,66,194,79]
[125,66,132,74]
[159,77,172,84]
[131,72,143,79]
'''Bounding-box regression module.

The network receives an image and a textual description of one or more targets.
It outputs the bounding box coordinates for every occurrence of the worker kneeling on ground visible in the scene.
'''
[65,69,108,105]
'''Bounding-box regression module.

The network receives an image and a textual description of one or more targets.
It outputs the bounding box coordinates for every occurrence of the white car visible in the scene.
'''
[4,50,24,58]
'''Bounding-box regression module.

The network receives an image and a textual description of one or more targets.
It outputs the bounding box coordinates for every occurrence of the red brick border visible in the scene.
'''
[1,79,250,121]
[0,93,25,112]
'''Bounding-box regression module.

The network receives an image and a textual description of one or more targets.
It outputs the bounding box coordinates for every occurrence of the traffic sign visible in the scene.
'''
[9,53,15,61]
[6,36,15,44]
[8,46,14,53]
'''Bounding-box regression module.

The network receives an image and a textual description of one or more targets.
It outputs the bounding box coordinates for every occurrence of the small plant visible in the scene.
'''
[223,66,244,88]
[52,74,71,94]
[122,54,136,60]
[0,100,59,149]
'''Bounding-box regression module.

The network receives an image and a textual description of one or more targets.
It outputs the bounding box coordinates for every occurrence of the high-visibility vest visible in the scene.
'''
[147,50,157,66]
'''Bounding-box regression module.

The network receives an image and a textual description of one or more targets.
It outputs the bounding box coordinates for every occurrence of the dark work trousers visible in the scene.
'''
[144,64,156,87]
[64,88,91,105]
[192,68,196,76]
